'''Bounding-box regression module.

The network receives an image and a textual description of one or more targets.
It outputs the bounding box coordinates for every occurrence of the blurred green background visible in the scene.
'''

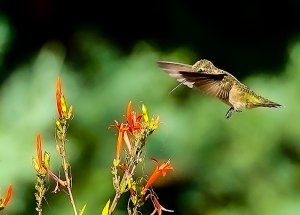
[1,1,300,215]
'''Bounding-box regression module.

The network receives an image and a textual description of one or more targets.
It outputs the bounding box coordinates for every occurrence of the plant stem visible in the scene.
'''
[56,121,78,215]
[62,142,78,215]
[109,133,145,214]
[109,158,136,214]
[66,183,77,215]
[47,169,67,187]
[109,191,121,214]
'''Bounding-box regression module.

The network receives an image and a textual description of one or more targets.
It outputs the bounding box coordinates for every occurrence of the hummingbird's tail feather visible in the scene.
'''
[255,100,283,108]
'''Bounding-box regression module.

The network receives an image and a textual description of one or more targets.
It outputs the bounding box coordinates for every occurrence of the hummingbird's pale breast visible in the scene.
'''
[228,84,250,109]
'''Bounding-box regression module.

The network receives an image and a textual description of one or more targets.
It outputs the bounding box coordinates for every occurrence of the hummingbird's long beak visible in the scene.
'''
[169,80,187,94]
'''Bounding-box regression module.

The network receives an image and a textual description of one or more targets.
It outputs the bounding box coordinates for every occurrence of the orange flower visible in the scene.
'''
[56,77,63,119]
[116,123,128,160]
[142,159,174,194]
[123,130,132,153]
[126,101,142,134]
[56,77,72,120]
[36,134,43,171]
[0,184,12,209]
[32,134,49,175]
[150,196,174,215]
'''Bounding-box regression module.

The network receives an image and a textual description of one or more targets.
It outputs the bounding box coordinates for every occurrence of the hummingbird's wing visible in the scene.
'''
[157,61,193,94]
[179,71,233,100]
[157,61,233,99]
[157,61,193,73]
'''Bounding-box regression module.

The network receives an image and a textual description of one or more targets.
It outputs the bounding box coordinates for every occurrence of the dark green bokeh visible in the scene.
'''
[0,13,300,215]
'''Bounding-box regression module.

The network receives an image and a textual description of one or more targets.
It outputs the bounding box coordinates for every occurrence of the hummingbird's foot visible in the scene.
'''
[225,107,242,119]
[225,107,234,119]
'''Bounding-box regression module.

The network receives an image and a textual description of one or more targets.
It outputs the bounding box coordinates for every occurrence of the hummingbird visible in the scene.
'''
[157,59,282,119]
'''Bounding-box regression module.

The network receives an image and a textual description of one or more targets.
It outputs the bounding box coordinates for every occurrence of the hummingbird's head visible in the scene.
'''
[192,59,216,72]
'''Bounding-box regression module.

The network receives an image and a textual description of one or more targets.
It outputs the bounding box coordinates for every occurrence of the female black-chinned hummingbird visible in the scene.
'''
[157,59,282,119]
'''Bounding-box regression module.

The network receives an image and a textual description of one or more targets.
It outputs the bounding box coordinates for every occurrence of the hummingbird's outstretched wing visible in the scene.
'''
[157,61,193,73]
[179,71,233,101]
[157,61,194,94]
[157,61,233,100]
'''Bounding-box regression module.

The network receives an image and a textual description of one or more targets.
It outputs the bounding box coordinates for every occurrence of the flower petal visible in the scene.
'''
[142,160,174,194]
[36,134,43,170]
[56,77,63,118]
[2,184,12,207]
[126,101,133,128]
[152,196,174,215]
[116,123,127,160]
[123,131,132,153]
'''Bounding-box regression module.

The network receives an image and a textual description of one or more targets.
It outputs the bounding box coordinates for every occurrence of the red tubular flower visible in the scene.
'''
[33,133,48,175]
[56,77,63,118]
[126,101,142,134]
[36,134,43,170]
[0,184,12,209]
[142,159,174,194]
[123,131,132,153]
[55,77,73,121]
[151,196,174,215]
[127,101,133,127]
[116,123,128,160]
[3,184,12,207]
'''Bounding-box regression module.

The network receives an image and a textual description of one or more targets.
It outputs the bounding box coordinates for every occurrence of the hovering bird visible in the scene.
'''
[157,59,282,119]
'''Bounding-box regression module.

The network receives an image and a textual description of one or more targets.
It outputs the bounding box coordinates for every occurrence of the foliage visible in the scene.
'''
[0,18,300,214]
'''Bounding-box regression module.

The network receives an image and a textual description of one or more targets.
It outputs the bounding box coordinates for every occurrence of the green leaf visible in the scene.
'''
[101,200,110,215]
[79,204,87,215]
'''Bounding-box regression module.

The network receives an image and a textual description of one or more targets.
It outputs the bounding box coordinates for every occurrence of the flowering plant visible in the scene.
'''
[30,77,174,215]
[105,101,174,215]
